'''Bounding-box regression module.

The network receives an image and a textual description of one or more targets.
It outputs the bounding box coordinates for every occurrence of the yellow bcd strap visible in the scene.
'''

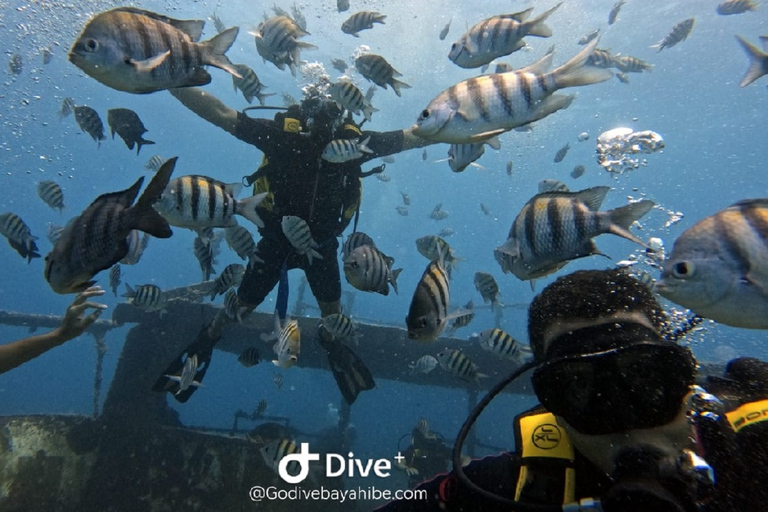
[726,398,768,433]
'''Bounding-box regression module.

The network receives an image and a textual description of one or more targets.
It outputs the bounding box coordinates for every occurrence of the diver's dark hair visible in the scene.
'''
[527,269,666,361]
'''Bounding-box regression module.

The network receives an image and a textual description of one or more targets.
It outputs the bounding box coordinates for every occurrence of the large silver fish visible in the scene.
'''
[44,157,176,294]
[448,4,561,69]
[344,244,401,295]
[69,7,240,94]
[655,199,768,329]
[494,186,654,281]
[406,258,451,341]
[413,39,612,144]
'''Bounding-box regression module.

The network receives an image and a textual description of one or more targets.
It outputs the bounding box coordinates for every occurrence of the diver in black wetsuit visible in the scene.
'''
[379,269,768,512]
[156,84,432,404]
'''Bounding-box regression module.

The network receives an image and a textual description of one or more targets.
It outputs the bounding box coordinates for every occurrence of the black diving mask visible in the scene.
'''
[532,328,697,436]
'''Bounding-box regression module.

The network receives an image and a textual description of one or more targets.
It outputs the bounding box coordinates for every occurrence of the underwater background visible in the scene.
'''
[0,0,766,506]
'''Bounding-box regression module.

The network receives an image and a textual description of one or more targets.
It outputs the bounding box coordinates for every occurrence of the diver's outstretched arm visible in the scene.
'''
[169,87,238,136]
[401,126,436,151]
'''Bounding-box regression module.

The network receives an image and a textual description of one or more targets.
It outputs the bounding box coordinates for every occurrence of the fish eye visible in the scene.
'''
[419,109,430,120]
[419,318,428,328]
[672,261,693,278]
[84,39,99,52]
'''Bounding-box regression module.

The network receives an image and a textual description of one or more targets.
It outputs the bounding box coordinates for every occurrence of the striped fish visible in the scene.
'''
[253,15,316,75]
[193,234,219,281]
[493,186,655,281]
[476,328,527,365]
[408,355,438,375]
[0,212,40,262]
[650,18,695,52]
[59,97,75,119]
[446,301,475,334]
[355,54,411,96]
[122,283,167,313]
[37,181,65,211]
[120,230,150,265]
[321,313,360,344]
[474,272,503,310]
[436,349,486,383]
[436,137,500,173]
[260,438,300,476]
[608,0,626,25]
[47,224,64,245]
[224,289,247,323]
[145,155,166,172]
[232,63,274,105]
[413,39,612,144]
[261,313,301,368]
[321,136,373,163]
[68,7,240,94]
[448,4,561,69]
[225,225,262,266]
[587,48,616,69]
[343,244,402,295]
[415,235,462,273]
[210,263,245,299]
[154,175,267,231]
[342,231,376,260]
[406,258,451,341]
[735,35,768,87]
[165,354,202,396]
[44,155,173,293]
[655,199,768,329]
[109,264,121,296]
[439,20,451,41]
[341,11,386,37]
[73,106,106,145]
[338,0,350,12]
[211,12,226,34]
[614,55,654,73]
[329,80,378,122]
[717,0,758,14]
[281,216,322,264]
[238,347,261,367]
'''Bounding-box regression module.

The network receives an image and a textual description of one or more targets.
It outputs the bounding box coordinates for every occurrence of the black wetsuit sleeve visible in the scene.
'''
[233,111,285,153]
[359,130,405,163]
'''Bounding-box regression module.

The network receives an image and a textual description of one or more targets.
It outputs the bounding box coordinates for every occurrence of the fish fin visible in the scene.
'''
[485,136,501,150]
[359,136,373,154]
[606,200,655,245]
[236,192,268,228]
[464,129,507,143]
[225,182,244,197]
[307,248,324,265]
[526,2,562,38]
[735,35,768,87]
[552,38,613,88]
[505,7,534,22]
[121,283,136,299]
[130,50,171,72]
[524,94,575,125]
[132,156,176,238]
[529,280,536,292]
[575,186,611,210]
[201,26,241,77]
[390,268,403,295]
[468,162,486,171]
[136,138,155,155]
[390,78,411,97]
[113,8,206,42]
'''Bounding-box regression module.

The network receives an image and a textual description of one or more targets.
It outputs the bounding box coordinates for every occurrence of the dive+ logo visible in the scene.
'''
[278,443,395,483]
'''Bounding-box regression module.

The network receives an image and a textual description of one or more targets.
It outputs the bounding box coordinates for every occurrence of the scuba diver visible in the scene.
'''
[396,419,453,488]
[156,80,432,404]
[380,269,768,512]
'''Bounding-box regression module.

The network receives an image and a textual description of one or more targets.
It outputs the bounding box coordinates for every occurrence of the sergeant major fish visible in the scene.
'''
[409,355,438,375]
[225,225,261,267]
[253,15,316,76]
[0,212,40,262]
[109,264,121,296]
[120,230,150,265]
[45,159,175,293]
[650,18,695,52]
[282,216,322,264]
[232,63,274,105]
[344,244,402,295]
[210,263,245,299]
[413,39,612,144]
[107,108,155,154]
[735,35,768,87]
[355,54,411,97]
[73,106,106,145]
[321,313,360,344]
[436,349,486,383]
[406,257,454,341]
[122,283,167,314]
[494,186,654,281]
[341,11,386,37]
[69,7,241,94]
[342,231,376,260]
[655,199,768,330]
[194,234,219,281]
[717,0,758,15]
[437,137,500,173]
[474,271,503,310]
[475,328,528,366]
[329,80,378,122]
[448,5,562,69]
[608,0,626,25]
[415,235,462,273]
[322,136,373,163]
[37,181,65,211]
[166,354,202,396]
[553,142,570,163]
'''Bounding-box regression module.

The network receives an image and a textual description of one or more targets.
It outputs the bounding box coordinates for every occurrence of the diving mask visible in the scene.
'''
[532,336,697,436]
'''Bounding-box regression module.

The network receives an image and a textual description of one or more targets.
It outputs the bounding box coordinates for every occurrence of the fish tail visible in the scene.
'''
[391,267,403,295]
[390,78,411,97]
[201,26,241,78]
[132,156,177,239]
[606,199,655,245]
[136,138,156,155]
[237,192,268,228]
[552,38,614,89]
[359,136,373,154]
[735,35,768,87]
[362,103,378,122]
[526,2,562,38]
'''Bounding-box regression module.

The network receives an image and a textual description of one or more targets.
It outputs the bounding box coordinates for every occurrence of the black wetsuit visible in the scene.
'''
[231,111,404,307]
[378,358,768,512]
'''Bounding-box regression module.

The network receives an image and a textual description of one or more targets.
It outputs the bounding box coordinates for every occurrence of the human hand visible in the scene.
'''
[405,467,420,476]
[57,286,108,341]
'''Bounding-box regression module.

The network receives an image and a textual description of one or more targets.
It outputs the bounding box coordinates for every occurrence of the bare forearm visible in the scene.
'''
[0,328,68,375]
[169,87,238,135]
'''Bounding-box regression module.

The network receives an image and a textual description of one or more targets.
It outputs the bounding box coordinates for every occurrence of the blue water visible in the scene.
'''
[0,0,766,497]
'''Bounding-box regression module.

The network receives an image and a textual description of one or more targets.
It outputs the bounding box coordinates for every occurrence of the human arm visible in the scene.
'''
[0,286,107,375]
[168,87,239,136]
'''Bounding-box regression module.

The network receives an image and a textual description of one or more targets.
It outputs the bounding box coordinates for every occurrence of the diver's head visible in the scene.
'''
[528,269,697,437]
[298,95,343,140]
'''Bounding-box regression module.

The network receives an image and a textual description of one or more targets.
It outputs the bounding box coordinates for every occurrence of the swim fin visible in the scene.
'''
[321,336,375,405]
[152,324,219,403]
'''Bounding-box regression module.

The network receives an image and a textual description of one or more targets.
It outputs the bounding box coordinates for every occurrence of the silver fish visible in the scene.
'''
[261,438,300,475]
[342,231,376,261]
[281,215,322,264]
[414,40,612,144]
[736,35,768,87]
[608,0,626,25]
[154,175,266,231]
[109,264,121,296]
[321,313,360,343]
[0,213,40,262]
[225,225,261,266]
[253,15,316,76]
[446,301,475,334]
[344,244,401,295]
[329,80,378,121]
[322,136,373,163]
[436,349,486,383]
[264,313,300,368]
[69,7,240,94]
[107,108,155,154]
[193,234,219,281]
[409,355,438,375]
[448,5,561,69]
[224,289,247,323]
[232,63,274,105]
[415,235,462,272]
[145,155,166,172]
[73,106,106,145]
[210,263,245,299]
[122,283,167,314]
[476,328,527,365]
[211,12,226,34]
[166,354,201,395]
[494,187,654,281]
[341,11,386,37]
[439,20,451,41]
[355,54,411,96]
[650,18,695,52]
[238,346,261,367]
[406,258,450,341]
[474,271,503,309]
[655,199,768,329]
[717,0,758,15]
[37,181,65,211]
[44,158,175,294]
[120,230,150,265]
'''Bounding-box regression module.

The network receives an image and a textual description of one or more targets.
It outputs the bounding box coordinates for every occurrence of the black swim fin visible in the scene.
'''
[152,325,219,403]
[321,336,375,405]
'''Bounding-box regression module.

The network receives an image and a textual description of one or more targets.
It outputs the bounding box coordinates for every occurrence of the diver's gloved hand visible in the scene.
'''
[602,479,690,512]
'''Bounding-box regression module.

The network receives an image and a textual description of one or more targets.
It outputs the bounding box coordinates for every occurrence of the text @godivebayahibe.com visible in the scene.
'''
[250,443,428,503]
